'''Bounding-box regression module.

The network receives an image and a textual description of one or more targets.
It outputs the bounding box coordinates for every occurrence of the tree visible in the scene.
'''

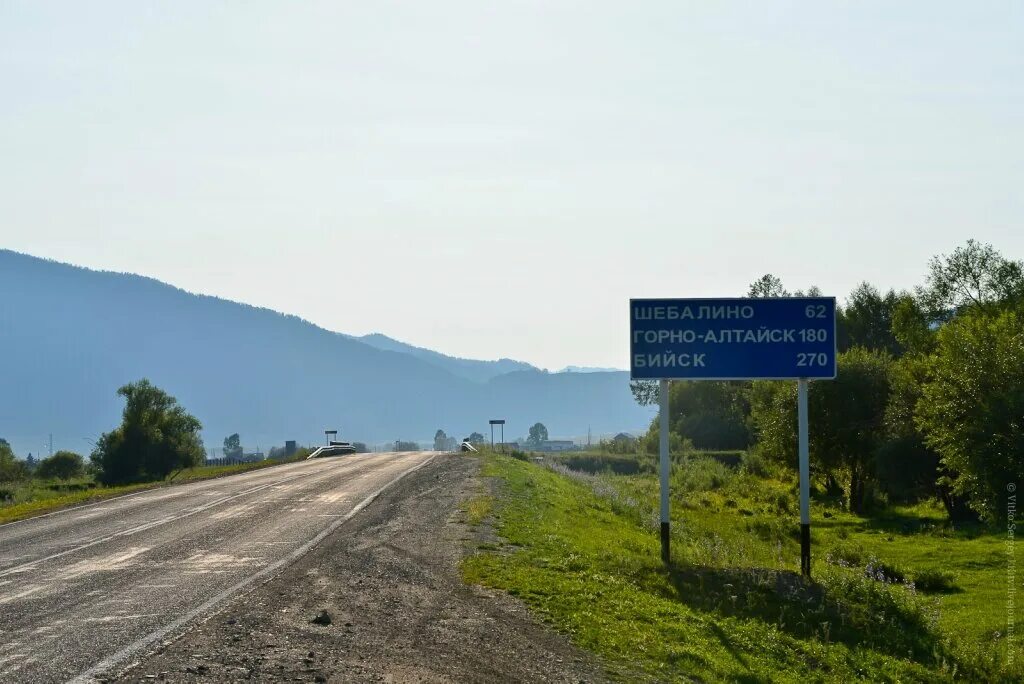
[838,283,904,356]
[748,274,789,298]
[36,451,86,480]
[223,433,243,460]
[433,429,449,451]
[527,423,549,448]
[629,380,660,406]
[394,441,419,451]
[916,309,1024,522]
[751,349,892,512]
[91,379,205,484]
[467,432,485,445]
[668,381,750,450]
[916,239,1024,319]
[0,439,28,482]
[891,294,935,356]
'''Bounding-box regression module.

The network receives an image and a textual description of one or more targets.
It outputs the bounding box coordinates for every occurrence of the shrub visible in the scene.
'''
[0,442,28,483]
[913,568,958,593]
[551,453,640,476]
[36,451,86,480]
[864,556,907,584]
[672,457,733,493]
[825,542,866,567]
[740,450,771,477]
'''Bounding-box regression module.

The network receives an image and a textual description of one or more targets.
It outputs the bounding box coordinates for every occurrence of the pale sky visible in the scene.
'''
[2,1,1021,370]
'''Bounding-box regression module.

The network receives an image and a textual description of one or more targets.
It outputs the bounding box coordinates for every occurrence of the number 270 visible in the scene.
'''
[797,353,829,367]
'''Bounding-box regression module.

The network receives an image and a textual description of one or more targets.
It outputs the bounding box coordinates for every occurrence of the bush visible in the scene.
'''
[551,453,641,476]
[672,457,733,493]
[740,450,771,477]
[0,441,28,483]
[35,451,86,480]
[825,542,866,567]
[913,568,958,593]
[864,556,907,584]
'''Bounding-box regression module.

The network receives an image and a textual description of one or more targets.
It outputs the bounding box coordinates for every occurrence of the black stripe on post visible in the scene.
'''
[800,523,811,577]
[661,522,670,565]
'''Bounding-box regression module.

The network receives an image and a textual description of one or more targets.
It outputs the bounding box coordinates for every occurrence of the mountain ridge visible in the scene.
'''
[0,250,653,455]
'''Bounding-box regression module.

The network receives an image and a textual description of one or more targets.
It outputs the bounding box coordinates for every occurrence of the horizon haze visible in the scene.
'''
[2,2,1021,370]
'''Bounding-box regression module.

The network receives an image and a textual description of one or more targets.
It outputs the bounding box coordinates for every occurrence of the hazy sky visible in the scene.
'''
[2,2,1021,370]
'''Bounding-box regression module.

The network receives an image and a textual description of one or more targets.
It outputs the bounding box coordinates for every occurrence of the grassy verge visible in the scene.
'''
[0,455,304,525]
[462,453,1021,682]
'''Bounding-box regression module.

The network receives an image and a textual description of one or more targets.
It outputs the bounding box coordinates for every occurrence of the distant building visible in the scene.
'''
[538,440,575,453]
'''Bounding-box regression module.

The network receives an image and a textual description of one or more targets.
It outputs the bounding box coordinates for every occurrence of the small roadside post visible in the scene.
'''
[630,297,836,575]
[489,419,505,452]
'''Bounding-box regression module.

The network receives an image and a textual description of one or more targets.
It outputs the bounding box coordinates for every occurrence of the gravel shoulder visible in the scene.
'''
[112,454,606,683]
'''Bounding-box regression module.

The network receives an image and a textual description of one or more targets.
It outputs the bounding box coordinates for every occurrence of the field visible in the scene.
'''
[0,455,305,525]
[462,452,1021,682]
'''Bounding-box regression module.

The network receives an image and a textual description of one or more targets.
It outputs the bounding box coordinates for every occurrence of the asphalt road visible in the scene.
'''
[0,451,435,683]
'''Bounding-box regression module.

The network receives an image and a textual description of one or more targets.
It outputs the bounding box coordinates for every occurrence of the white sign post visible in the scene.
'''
[659,378,671,563]
[797,378,811,576]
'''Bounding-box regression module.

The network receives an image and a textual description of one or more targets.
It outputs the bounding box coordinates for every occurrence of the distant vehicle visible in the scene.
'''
[460,441,478,453]
[307,442,357,459]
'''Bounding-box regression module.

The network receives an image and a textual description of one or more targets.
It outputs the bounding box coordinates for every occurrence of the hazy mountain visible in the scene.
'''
[557,366,625,374]
[0,250,653,455]
[353,333,538,383]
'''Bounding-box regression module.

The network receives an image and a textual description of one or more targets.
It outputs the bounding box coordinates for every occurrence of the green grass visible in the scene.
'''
[0,455,304,525]
[462,454,1021,682]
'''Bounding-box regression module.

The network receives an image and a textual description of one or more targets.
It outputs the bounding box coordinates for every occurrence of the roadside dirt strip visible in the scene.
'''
[110,454,605,683]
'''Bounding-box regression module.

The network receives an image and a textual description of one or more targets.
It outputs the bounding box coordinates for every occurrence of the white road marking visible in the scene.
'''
[70,453,436,684]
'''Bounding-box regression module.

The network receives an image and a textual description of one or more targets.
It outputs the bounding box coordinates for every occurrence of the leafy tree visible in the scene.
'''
[838,283,904,355]
[667,381,750,450]
[223,433,243,460]
[91,379,205,484]
[629,380,659,406]
[891,294,935,356]
[394,441,420,451]
[351,442,369,453]
[36,450,86,480]
[751,349,892,512]
[916,309,1024,522]
[0,439,28,482]
[916,239,1024,319]
[748,274,790,298]
[527,423,549,448]
[433,429,448,451]
[467,432,485,445]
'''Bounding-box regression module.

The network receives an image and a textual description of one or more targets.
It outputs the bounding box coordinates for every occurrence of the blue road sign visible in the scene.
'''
[630,297,837,380]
